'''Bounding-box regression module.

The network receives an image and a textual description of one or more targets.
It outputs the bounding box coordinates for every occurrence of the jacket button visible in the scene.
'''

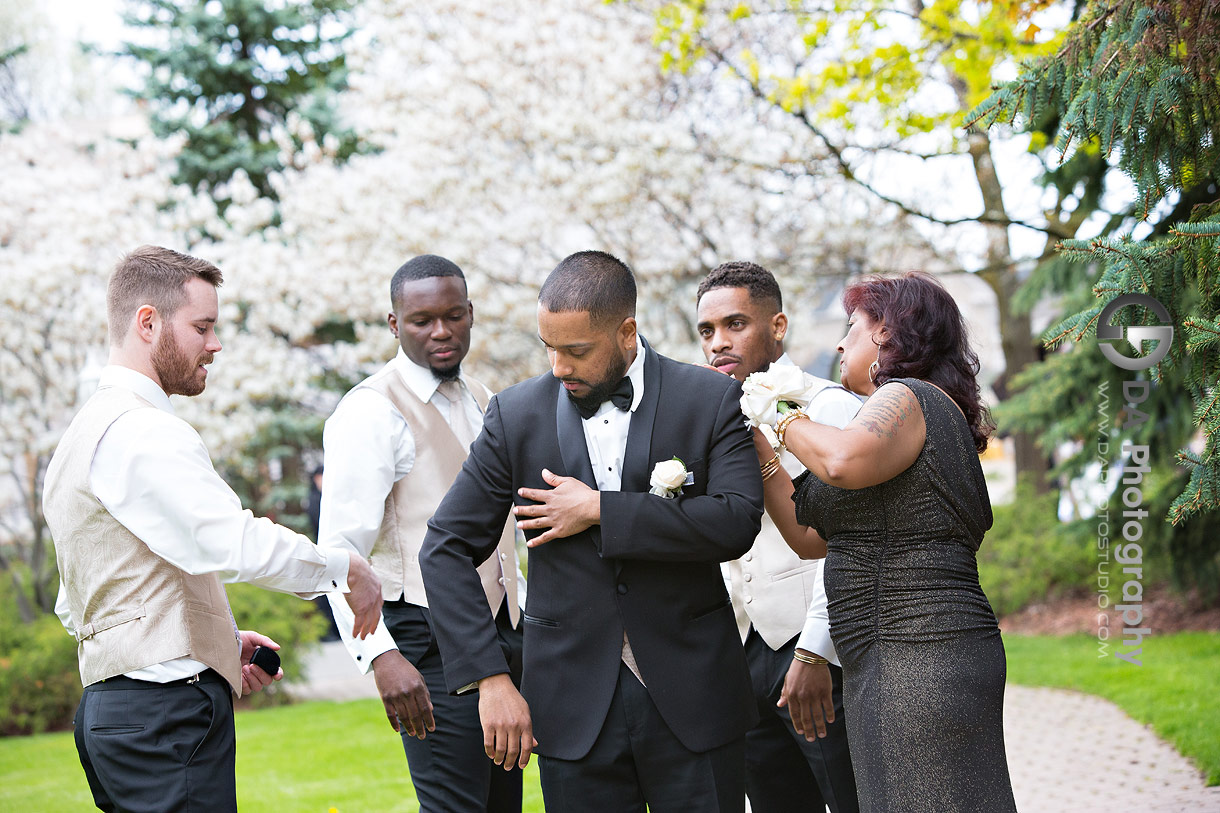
[617,583,628,595]
[500,552,508,560]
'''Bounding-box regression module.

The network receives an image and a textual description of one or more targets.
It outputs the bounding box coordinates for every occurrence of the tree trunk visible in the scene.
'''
[967,130,1051,493]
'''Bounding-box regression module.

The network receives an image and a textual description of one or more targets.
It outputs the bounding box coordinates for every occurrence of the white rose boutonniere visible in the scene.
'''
[740,366,819,428]
[649,457,689,499]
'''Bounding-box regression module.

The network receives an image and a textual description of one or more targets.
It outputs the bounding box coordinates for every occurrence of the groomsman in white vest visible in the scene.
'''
[696,262,862,813]
[319,255,525,812]
[44,245,384,813]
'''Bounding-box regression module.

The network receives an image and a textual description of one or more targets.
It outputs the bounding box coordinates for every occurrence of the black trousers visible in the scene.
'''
[539,662,745,813]
[74,669,236,813]
[744,629,859,813]
[381,599,524,813]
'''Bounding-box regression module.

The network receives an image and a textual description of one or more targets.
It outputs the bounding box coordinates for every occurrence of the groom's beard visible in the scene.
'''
[565,352,629,415]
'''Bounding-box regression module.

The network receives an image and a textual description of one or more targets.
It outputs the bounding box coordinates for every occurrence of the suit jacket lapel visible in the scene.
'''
[621,339,661,494]
[554,379,598,488]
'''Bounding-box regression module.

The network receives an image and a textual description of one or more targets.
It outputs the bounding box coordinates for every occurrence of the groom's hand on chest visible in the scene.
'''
[514,468,600,547]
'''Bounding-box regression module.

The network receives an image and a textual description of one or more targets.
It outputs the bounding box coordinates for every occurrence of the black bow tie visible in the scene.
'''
[573,376,633,420]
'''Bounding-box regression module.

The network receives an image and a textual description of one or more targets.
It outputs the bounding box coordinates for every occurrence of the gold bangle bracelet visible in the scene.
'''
[776,409,809,448]
[759,452,781,477]
[792,650,829,666]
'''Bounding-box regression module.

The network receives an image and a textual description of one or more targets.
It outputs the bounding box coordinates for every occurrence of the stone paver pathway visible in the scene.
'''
[291,642,1220,811]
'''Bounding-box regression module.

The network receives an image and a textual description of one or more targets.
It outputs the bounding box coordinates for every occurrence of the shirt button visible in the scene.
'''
[356,654,362,661]
[617,583,628,595]
[498,577,506,585]
[604,419,609,424]
[744,595,753,604]
[500,552,508,561]
[743,554,753,562]
[743,574,753,582]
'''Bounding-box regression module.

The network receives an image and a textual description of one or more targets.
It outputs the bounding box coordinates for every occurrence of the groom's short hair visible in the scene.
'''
[697,261,782,313]
[107,245,223,346]
[539,250,636,327]
[390,254,466,307]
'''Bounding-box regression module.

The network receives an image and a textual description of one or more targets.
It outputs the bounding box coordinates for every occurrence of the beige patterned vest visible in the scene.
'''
[355,363,520,625]
[44,387,243,693]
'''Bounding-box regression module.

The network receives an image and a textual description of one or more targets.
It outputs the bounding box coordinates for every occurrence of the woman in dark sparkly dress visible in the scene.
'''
[748,272,1016,812]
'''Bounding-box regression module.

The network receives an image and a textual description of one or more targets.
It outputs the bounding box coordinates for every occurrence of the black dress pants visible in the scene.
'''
[743,629,859,813]
[539,662,745,813]
[74,669,236,813]
[382,599,524,813]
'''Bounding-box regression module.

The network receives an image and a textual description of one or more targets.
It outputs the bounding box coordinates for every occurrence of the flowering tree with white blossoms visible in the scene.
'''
[1,0,938,618]
[0,117,183,618]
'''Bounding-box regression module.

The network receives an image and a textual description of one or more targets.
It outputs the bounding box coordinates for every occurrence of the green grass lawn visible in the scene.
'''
[1004,630,1220,785]
[3,632,1217,809]
[0,697,545,812]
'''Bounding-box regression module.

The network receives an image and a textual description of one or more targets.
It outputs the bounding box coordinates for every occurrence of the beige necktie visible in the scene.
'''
[437,380,475,449]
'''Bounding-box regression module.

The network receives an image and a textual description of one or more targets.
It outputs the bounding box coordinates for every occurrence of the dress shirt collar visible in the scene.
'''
[772,352,794,369]
[97,365,174,414]
[625,334,645,412]
[393,347,470,404]
[585,335,645,420]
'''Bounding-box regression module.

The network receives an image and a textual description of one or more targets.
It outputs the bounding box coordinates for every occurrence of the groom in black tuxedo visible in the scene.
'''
[420,250,763,812]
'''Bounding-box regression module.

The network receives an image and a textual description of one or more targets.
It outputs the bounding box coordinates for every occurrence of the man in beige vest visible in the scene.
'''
[44,246,383,813]
[696,262,861,813]
[320,255,524,812]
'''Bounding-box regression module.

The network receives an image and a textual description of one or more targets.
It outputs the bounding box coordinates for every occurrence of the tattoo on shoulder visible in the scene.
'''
[858,385,918,441]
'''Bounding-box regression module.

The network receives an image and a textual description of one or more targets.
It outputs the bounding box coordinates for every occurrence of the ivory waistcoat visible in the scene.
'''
[724,515,822,648]
[44,387,242,693]
[355,364,520,625]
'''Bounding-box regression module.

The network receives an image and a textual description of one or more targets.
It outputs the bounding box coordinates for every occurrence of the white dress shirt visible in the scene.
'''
[581,337,647,682]
[723,354,862,665]
[582,337,647,493]
[55,365,350,682]
[319,349,526,673]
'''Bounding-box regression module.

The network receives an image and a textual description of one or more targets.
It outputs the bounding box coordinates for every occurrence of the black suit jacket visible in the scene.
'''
[420,340,763,760]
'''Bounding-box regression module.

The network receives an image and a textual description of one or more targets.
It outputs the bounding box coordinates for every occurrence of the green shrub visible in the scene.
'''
[0,585,80,735]
[977,479,1096,617]
[0,572,329,736]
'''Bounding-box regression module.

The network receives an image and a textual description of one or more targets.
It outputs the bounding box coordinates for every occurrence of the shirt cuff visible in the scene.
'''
[795,622,840,667]
[321,548,351,594]
[350,628,399,675]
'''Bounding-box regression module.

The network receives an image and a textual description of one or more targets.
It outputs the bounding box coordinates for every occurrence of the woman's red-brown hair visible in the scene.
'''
[843,271,995,452]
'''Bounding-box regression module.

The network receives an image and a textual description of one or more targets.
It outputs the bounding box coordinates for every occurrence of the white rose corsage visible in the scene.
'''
[740,366,819,428]
[649,457,689,499]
